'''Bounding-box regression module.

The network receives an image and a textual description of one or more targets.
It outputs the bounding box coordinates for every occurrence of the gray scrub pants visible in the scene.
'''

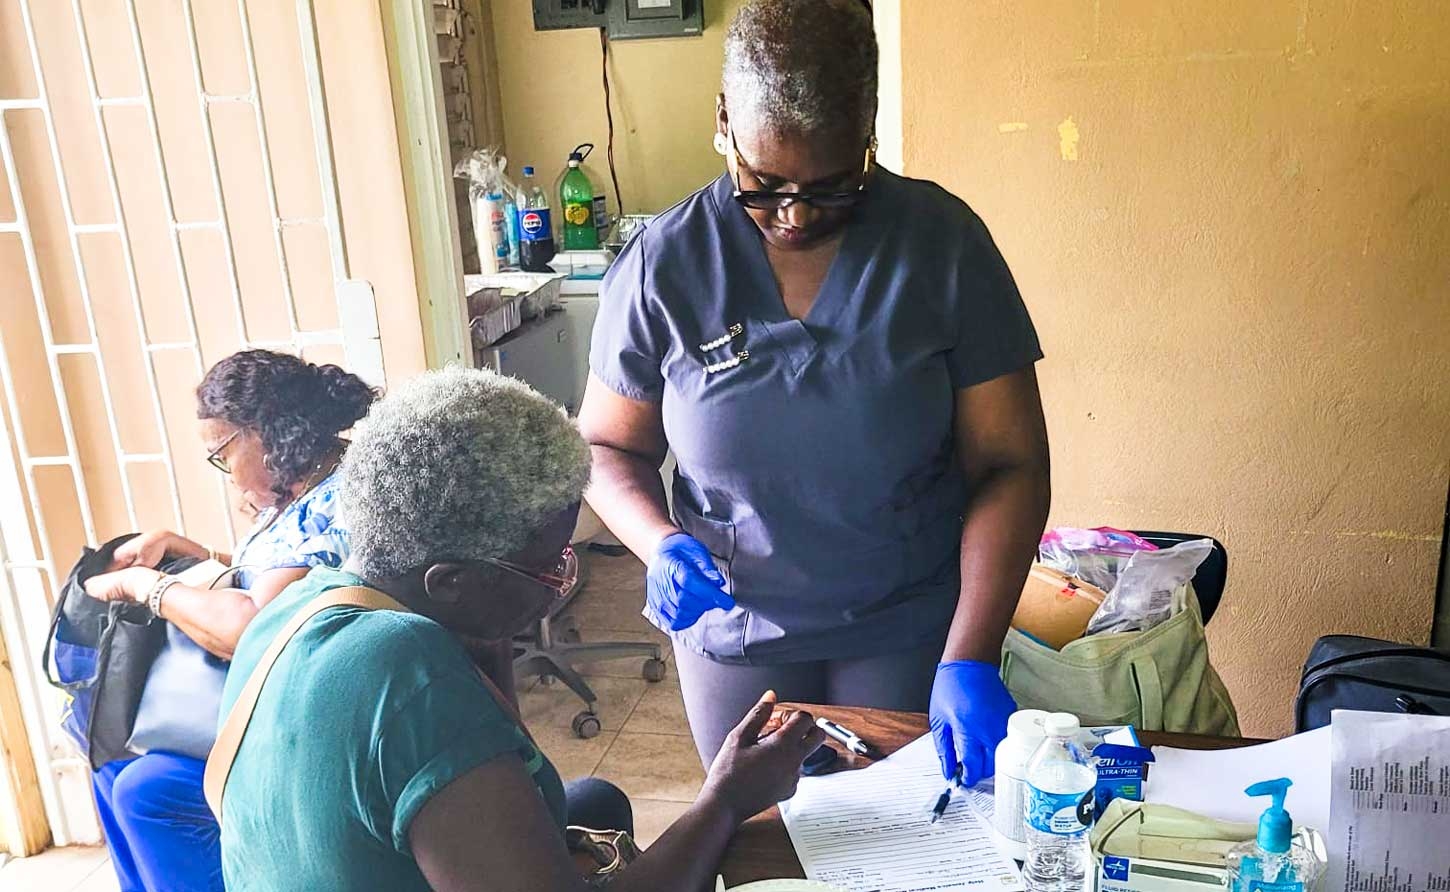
[672,634,946,766]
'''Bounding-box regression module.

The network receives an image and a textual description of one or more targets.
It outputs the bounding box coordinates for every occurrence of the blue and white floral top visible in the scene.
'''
[231,471,348,590]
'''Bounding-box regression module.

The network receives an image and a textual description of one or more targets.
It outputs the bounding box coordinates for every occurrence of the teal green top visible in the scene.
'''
[218,567,566,891]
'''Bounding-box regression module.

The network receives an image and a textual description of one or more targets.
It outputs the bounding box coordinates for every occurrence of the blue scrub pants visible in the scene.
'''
[93,753,223,892]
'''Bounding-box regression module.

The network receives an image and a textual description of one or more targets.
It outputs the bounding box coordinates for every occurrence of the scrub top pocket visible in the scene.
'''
[671,513,752,660]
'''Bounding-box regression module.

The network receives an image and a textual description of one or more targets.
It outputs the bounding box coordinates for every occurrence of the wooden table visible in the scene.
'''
[718,704,1259,886]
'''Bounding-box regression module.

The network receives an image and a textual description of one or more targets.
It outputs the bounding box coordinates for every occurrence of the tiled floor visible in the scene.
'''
[1,550,700,891]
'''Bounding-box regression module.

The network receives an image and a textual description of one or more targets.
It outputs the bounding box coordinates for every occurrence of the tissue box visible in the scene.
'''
[1098,855,1226,892]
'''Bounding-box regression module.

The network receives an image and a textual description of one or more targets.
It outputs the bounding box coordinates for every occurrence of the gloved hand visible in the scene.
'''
[645,533,735,632]
[929,660,1017,785]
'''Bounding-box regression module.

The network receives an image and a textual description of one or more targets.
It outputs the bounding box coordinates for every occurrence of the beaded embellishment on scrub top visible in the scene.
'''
[698,322,744,352]
[703,349,749,374]
[699,322,749,375]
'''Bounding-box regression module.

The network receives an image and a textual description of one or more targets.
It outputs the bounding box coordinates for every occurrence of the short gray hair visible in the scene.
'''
[340,367,591,578]
[722,0,879,140]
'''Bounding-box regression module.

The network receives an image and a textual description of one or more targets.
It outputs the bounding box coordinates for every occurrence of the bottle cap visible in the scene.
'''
[523,166,535,176]
[568,143,594,163]
[1245,778,1293,854]
[1005,709,1050,741]
[1043,713,1080,737]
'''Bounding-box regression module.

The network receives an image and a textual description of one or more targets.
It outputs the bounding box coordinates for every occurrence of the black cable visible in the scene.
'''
[600,28,625,217]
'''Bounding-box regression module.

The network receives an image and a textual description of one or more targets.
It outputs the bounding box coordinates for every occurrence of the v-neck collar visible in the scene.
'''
[708,174,879,332]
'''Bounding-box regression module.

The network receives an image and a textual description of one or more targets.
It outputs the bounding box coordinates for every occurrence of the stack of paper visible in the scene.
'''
[1146,727,1332,831]
[779,735,1023,892]
[1327,711,1450,892]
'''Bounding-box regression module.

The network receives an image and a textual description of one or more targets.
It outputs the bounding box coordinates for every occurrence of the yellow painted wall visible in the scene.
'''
[491,0,747,215]
[900,2,1450,735]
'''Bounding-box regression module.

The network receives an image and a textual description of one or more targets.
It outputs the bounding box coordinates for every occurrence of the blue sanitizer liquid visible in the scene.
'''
[1023,715,1096,892]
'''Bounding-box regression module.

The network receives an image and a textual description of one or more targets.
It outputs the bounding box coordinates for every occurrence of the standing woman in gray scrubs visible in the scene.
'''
[579,0,1050,786]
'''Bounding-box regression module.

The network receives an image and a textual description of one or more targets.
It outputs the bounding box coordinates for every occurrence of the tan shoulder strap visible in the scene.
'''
[203,585,405,822]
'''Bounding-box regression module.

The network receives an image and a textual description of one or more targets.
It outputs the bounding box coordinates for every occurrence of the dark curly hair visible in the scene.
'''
[196,350,377,501]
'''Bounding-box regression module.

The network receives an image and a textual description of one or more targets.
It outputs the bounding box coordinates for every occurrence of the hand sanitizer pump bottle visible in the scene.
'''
[1224,778,1326,892]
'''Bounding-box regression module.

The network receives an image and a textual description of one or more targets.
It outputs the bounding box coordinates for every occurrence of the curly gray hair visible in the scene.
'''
[340,367,591,578]
[722,0,879,140]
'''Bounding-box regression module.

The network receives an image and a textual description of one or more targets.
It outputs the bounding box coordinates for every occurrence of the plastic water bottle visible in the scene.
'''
[517,166,556,272]
[1023,712,1095,891]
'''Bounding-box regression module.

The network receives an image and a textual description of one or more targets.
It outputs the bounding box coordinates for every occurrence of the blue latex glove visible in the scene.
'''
[929,660,1017,785]
[645,533,735,632]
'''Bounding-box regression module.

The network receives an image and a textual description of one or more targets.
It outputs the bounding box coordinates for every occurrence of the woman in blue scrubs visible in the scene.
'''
[579,0,1050,785]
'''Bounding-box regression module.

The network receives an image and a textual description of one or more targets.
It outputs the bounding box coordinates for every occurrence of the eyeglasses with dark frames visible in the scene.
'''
[729,129,874,211]
[206,429,242,475]
[487,546,579,599]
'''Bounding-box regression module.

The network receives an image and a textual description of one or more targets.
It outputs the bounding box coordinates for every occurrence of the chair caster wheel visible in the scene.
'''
[642,658,668,683]
[572,711,602,739]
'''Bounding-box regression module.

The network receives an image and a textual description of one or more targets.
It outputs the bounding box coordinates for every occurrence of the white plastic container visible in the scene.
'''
[993,708,1051,861]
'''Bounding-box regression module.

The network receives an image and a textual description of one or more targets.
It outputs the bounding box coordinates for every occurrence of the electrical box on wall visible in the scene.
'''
[532,0,704,40]
[612,0,703,39]
[531,0,608,32]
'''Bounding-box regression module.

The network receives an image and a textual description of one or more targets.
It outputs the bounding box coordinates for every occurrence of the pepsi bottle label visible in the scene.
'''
[519,208,553,243]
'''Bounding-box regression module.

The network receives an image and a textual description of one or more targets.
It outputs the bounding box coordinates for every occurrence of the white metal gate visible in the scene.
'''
[0,0,385,844]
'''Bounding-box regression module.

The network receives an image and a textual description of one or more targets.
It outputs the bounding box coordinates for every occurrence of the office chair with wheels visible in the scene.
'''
[1129,530,1228,625]
[513,558,667,739]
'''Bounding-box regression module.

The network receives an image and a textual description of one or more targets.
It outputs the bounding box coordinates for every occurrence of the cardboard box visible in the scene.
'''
[1010,563,1107,649]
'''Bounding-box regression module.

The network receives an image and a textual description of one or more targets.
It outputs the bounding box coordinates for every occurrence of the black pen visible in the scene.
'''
[927,768,965,824]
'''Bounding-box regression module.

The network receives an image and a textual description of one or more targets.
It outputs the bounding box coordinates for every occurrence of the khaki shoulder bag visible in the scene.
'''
[1000,583,1241,736]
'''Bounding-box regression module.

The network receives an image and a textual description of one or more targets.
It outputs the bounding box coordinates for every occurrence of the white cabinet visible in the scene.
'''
[476,295,598,416]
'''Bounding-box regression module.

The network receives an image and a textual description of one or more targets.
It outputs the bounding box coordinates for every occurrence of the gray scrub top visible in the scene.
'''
[591,170,1041,665]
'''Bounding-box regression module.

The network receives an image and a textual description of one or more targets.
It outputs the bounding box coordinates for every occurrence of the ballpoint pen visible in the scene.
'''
[814,717,877,758]
[927,768,965,824]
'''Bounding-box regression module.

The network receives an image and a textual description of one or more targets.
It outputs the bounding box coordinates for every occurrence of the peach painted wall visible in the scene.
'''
[898,0,1450,735]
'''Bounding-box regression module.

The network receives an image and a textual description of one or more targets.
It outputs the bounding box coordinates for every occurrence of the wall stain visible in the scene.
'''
[1287,529,1440,543]
[1058,117,1080,161]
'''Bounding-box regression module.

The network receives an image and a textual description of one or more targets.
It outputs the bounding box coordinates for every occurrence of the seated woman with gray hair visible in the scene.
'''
[213,367,824,892]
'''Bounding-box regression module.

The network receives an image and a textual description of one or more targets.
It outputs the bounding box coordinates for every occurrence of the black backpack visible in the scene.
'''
[1295,635,1450,732]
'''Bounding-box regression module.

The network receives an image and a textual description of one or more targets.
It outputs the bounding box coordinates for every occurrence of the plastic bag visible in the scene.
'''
[454,147,518,272]
[1039,527,1159,593]
[1039,527,1213,636]
[1085,539,1214,635]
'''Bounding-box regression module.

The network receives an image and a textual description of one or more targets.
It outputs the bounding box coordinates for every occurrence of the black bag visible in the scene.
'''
[41,534,198,770]
[1295,634,1450,732]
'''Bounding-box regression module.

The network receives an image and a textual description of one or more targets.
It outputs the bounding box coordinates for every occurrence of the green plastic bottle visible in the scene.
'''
[560,144,600,250]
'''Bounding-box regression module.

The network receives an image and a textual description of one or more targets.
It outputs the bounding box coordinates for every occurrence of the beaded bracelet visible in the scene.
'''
[147,574,181,619]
